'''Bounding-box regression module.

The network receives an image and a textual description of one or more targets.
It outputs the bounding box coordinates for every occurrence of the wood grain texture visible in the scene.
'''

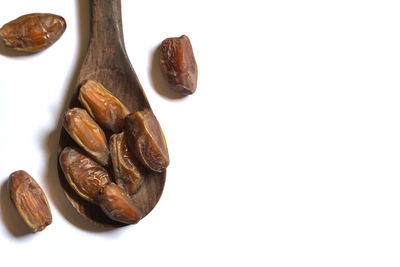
[58,0,166,227]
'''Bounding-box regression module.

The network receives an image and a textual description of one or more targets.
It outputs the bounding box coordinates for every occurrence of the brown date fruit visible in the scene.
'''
[59,146,111,204]
[0,13,66,52]
[79,80,130,133]
[125,109,169,173]
[63,107,109,166]
[8,170,52,232]
[160,35,198,95]
[98,183,142,224]
[110,132,145,195]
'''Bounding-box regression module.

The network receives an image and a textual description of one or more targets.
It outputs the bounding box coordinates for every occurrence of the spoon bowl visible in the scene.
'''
[57,0,166,227]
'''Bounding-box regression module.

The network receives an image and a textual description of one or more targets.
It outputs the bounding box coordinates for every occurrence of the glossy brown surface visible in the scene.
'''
[110,132,145,195]
[63,107,109,166]
[0,13,66,52]
[125,109,169,172]
[160,35,198,95]
[79,80,130,132]
[58,0,166,227]
[59,147,110,204]
[8,170,52,232]
[98,183,142,224]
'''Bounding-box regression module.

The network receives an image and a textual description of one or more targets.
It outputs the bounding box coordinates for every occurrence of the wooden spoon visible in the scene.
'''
[57,0,166,227]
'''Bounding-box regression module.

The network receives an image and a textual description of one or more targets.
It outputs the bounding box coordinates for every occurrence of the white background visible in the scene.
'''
[0,0,400,266]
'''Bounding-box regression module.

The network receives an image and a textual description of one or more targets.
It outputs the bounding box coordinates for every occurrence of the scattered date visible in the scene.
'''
[8,170,52,232]
[160,35,198,95]
[0,13,66,52]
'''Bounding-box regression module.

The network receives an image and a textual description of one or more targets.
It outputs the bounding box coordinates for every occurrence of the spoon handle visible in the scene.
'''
[89,0,125,51]
[78,0,134,85]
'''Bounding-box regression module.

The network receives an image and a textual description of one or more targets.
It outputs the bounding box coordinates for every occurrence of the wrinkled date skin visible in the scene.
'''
[110,132,145,195]
[8,170,52,232]
[79,80,130,133]
[0,13,66,52]
[160,35,198,95]
[98,183,142,224]
[63,107,109,166]
[59,146,110,204]
[125,109,169,172]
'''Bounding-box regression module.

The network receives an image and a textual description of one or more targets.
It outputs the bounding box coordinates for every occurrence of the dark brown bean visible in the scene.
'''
[98,183,142,224]
[59,146,110,204]
[0,13,66,52]
[160,35,198,95]
[125,109,169,172]
[63,107,109,166]
[79,80,130,133]
[8,170,52,232]
[110,132,145,195]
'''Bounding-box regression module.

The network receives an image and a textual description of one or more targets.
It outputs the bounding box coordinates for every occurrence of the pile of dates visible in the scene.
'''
[59,80,169,225]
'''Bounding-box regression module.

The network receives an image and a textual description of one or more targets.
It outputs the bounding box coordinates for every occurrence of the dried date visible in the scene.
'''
[98,183,142,224]
[79,80,130,133]
[125,109,169,172]
[110,132,145,195]
[59,146,110,204]
[63,107,109,166]
[0,13,66,52]
[8,170,52,232]
[160,35,198,95]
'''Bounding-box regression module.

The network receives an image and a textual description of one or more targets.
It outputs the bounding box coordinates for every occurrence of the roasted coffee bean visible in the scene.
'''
[8,170,52,232]
[110,132,145,195]
[160,35,198,95]
[0,13,66,52]
[59,146,110,204]
[98,183,142,224]
[125,109,169,172]
[79,80,130,133]
[63,107,109,166]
